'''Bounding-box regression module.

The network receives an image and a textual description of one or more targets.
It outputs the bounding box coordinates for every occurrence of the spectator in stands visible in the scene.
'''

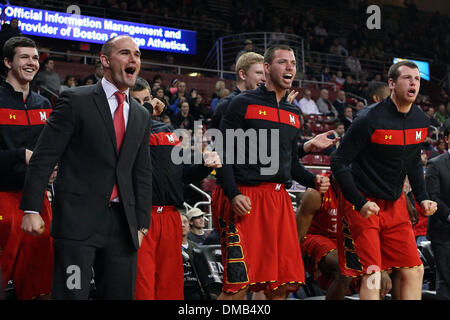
[314,21,328,37]
[435,103,448,125]
[294,89,320,115]
[165,54,178,74]
[341,106,353,131]
[317,88,338,117]
[33,57,61,96]
[152,74,163,88]
[299,115,314,143]
[153,87,169,107]
[170,81,189,105]
[187,88,201,119]
[345,50,362,81]
[173,101,195,131]
[212,80,226,99]
[333,90,348,118]
[84,62,104,84]
[320,66,331,83]
[328,46,343,72]
[211,88,230,112]
[0,18,22,50]
[223,63,236,80]
[343,75,360,96]
[187,208,208,244]
[329,74,343,91]
[335,71,345,86]
[268,27,288,46]
[198,96,214,123]
[324,122,345,155]
[425,124,450,300]
[181,213,206,300]
[352,101,365,116]
[59,75,78,94]
[236,39,254,61]
[368,74,383,87]
[426,107,442,128]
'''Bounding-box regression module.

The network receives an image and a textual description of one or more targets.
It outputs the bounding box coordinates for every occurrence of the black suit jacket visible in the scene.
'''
[20,82,152,249]
[425,152,450,244]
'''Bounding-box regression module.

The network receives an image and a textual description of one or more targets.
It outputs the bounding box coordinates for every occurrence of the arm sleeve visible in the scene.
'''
[218,96,247,201]
[425,160,450,224]
[407,149,428,203]
[169,98,180,115]
[291,131,315,188]
[19,91,76,212]
[182,163,213,185]
[331,114,372,211]
[133,115,153,229]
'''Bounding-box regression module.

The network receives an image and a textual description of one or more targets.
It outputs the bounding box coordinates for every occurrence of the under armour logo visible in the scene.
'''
[259,110,267,116]
[9,114,16,120]
[289,114,296,125]
[157,206,163,213]
[40,111,47,121]
[275,184,282,191]
[385,135,392,140]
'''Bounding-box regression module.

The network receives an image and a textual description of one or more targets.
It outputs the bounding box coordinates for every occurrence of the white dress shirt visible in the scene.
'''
[295,97,321,115]
[101,77,130,128]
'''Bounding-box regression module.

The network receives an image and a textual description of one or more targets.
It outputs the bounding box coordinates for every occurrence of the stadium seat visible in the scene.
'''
[301,154,315,165]
[310,123,327,134]
[308,168,331,176]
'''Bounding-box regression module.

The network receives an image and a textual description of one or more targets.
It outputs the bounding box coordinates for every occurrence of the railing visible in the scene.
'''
[306,50,391,79]
[40,49,236,78]
[203,32,305,78]
[294,79,337,91]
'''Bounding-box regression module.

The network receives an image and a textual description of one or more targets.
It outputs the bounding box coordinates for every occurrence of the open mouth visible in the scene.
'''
[125,67,136,76]
[407,88,416,97]
[283,74,293,80]
[24,67,36,74]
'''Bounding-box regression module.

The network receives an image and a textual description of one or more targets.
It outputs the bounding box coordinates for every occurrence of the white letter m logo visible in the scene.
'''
[39,111,47,121]
[416,131,422,141]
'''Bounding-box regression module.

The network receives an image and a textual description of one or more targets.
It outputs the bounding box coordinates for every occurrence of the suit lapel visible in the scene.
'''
[119,98,140,160]
[93,81,118,156]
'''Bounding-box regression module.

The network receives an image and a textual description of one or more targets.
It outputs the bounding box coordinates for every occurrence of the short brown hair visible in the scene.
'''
[3,36,36,61]
[264,45,294,65]
[388,60,419,82]
[235,52,264,82]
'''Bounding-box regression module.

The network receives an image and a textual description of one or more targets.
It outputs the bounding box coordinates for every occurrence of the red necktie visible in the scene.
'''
[110,91,126,201]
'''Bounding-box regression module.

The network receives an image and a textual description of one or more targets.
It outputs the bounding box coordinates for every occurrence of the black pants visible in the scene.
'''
[431,241,450,300]
[51,203,137,300]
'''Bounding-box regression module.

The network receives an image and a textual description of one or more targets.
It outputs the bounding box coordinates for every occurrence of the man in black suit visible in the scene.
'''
[426,124,450,300]
[19,35,152,300]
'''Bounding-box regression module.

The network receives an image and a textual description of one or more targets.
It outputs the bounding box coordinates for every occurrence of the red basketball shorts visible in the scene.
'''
[135,206,184,300]
[214,183,304,294]
[0,190,53,299]
[336,190,422,278]
[301,234,337,289]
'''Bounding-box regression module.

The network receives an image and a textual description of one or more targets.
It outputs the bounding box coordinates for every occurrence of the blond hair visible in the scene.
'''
[235,52,264,82]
